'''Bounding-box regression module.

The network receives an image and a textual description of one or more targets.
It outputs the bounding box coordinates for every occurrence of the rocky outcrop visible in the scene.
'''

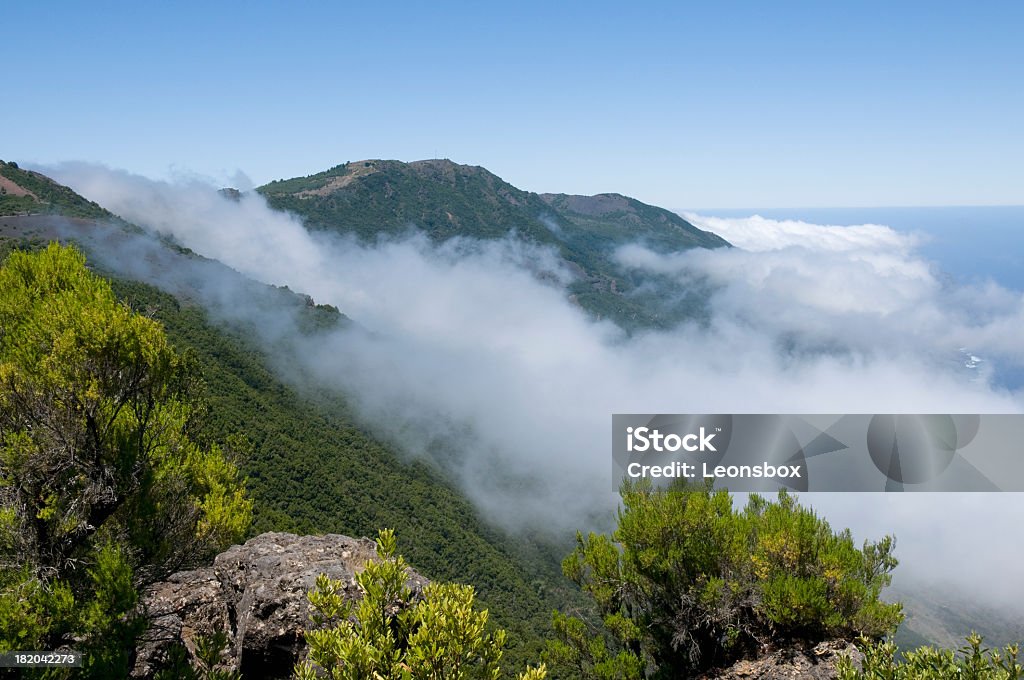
[132,532,428,679]
[700,640,862,679]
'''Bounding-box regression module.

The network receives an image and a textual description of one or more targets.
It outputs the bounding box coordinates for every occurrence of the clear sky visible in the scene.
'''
[3,1,1022,208]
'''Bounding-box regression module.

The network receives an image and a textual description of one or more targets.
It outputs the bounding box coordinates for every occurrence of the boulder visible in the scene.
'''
[132,532,428,678]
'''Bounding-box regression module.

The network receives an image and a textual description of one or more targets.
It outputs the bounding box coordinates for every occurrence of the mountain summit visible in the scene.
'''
[258,159,728,329]
[259,159,560,243]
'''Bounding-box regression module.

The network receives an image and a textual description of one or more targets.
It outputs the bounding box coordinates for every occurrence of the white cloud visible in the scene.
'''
[683,212,921,253]
[621,214,1024,367]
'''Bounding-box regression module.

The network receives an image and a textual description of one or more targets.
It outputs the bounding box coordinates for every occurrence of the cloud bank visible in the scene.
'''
[45,164,1024,609]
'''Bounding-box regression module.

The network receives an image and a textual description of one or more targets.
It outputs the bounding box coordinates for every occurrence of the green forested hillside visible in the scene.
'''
[106,277,572,668]
[260,159,561,245]
[0,160,112,219]
[0,230,573,669]
[538,192,728,253]
[887,583,1024,652]
[258,159,727,330]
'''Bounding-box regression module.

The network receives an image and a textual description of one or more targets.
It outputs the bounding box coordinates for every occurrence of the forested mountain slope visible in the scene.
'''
[0,208,573,669]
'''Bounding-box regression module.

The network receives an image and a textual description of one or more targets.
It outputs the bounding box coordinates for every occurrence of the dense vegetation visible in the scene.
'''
[0,245,251,677]
[0,161,112,219]
[258,159,725,330]
[296,529,547,680]
[546,480,903,678]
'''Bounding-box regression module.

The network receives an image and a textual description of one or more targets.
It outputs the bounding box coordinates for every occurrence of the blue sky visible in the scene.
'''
[3,1,1022,208]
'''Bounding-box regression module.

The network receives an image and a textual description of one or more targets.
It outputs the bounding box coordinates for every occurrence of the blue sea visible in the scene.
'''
[698,206,1024,292]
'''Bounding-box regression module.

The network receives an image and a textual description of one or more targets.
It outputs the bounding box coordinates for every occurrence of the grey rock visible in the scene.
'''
[132,532,428,679]
[699,640,863,680]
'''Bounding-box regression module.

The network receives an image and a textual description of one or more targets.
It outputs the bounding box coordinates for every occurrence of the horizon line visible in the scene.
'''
[680,204,1024,213]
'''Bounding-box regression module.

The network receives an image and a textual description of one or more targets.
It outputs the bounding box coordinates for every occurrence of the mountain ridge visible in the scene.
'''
[258,158,728,329]
[0,159,113,219]
[257,157,726,247]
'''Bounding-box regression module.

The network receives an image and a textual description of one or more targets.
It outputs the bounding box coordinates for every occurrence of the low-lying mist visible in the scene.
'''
[45,163,1024,612]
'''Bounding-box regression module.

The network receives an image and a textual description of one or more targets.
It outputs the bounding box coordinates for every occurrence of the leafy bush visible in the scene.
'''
[0,244,251,677]
[838,633,1022,679]
[295,529,546,680]
[547,480,902,678]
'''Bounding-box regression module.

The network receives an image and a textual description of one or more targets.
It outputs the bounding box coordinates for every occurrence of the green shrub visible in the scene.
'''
[0,244,251,677]
[547,480,902,678]
[295,529,546,680]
